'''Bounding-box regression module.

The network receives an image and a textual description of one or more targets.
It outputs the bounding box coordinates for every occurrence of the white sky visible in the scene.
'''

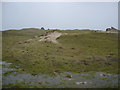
[1,0,120,2]
[1,1,119,30]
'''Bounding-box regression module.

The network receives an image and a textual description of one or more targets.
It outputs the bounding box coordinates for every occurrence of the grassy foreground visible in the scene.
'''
[2,28,119,75]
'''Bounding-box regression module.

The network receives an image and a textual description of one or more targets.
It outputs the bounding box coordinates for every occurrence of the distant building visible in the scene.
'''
[106,27,118,33]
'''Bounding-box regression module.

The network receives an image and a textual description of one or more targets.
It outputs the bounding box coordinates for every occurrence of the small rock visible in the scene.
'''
[68,78,72,80]
[76,82,87,85]
[32,73,37,76]
[66,74,72,78]
[53,72,57,75]
[76,82,80,85]
[100,73,106,76]
[54,70,60,74]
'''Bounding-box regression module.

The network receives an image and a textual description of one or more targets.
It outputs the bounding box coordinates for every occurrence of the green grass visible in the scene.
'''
[2,28,119,75]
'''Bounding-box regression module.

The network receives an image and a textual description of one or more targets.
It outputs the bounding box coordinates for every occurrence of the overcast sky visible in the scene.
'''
[2,2,118,30]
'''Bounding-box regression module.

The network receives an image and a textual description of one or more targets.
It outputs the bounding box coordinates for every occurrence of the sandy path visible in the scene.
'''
[39,31,62,44]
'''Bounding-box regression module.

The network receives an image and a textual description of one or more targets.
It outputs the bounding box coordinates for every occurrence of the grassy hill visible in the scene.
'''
[2,29,119,75]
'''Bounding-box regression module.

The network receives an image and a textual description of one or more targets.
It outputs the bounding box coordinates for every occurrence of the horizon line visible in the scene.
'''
[1,27,117,31]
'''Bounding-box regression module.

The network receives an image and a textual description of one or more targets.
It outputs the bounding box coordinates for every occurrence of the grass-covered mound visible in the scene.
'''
[2,29,119,75]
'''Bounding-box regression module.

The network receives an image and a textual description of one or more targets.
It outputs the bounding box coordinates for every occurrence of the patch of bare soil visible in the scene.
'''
[18,30,62,44]
[38,31,62,44]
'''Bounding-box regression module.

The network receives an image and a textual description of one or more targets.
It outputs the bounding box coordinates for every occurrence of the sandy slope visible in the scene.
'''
[18,30,62,44]
[39,31,62,44]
